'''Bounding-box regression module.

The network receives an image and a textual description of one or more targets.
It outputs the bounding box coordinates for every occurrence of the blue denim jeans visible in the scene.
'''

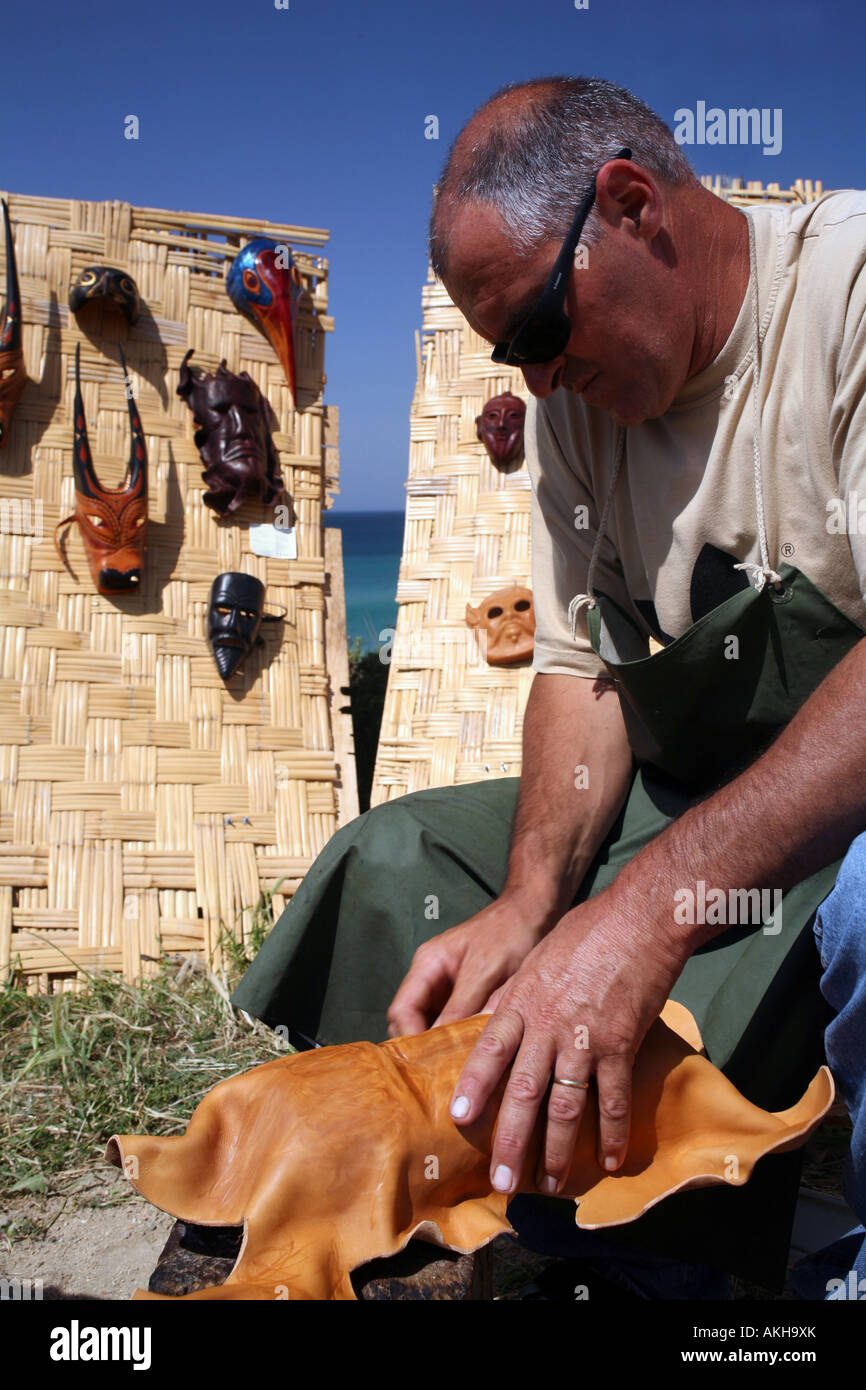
[789,831,866,1300]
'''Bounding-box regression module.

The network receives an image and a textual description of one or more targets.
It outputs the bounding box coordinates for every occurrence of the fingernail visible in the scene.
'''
[492,1164,513,1192]
[450,1094,470,1119]
[540,1175,559,1195]
[604,1155,619,1172]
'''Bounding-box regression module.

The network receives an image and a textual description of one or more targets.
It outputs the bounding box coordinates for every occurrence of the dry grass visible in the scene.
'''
[0,888,288,1243]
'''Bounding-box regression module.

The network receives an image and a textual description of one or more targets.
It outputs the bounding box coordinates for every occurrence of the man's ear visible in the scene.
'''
[595,159,663,241]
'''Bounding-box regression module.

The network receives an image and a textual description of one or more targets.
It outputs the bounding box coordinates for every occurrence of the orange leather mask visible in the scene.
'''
[55,344,148,595]
[0,199,28,450]
[107,1004,832,1301]
[466,586,536,665]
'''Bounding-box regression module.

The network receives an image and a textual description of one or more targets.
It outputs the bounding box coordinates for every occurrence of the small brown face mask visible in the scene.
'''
[0,200,28,450]
[466,586,535,665]
[177,350,284,515]
[55,344,148,595]
[475,391,526,470]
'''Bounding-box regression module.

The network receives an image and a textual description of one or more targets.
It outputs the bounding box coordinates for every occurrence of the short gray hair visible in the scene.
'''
[429,76,697,279]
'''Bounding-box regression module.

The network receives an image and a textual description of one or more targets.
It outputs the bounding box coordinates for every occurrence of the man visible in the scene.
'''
[234,76,866,1297]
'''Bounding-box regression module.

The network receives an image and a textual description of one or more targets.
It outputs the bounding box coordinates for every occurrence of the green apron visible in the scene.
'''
[233,219,864,1285]
[231,561,861,1285]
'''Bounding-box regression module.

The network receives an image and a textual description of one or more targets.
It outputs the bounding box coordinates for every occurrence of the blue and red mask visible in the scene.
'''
[226,238,303,405]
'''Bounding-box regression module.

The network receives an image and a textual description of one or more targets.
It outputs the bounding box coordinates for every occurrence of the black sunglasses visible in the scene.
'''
[490,147,632,366]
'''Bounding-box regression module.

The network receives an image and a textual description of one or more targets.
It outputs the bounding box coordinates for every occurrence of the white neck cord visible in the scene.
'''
[568,211,780,646]
[732,214,782,594]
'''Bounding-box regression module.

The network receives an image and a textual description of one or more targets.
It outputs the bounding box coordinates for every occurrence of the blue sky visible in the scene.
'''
[6,0,865,510]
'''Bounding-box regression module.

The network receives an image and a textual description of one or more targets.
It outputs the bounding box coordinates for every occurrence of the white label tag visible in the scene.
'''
[249,522,298,559]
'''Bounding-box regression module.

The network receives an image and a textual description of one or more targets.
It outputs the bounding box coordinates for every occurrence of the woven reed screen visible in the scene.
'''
[0,192,356,989]
[371,178,821,806]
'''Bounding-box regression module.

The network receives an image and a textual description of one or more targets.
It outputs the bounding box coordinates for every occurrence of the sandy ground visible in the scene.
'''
[0,1171,174,1301]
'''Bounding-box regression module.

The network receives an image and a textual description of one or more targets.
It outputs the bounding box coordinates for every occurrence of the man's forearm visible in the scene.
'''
[615,636,866,947]
[503,670,634,918]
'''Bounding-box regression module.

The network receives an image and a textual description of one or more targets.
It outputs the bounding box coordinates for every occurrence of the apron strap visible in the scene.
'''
[567,427,627,638]
[738,213,782,592]
[568,210,783,646]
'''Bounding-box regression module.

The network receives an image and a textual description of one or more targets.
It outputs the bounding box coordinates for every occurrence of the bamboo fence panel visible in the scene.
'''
[0,191,356,989]
[371,178,821,805]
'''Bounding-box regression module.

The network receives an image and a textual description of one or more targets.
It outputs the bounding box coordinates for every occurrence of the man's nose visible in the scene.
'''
[520,357,566,398]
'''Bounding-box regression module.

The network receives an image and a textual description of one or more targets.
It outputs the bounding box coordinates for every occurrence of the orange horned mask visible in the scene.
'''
[106,1004,832,1301]
[55,344,148,595]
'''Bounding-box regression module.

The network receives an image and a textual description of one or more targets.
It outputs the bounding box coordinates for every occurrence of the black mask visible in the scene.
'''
[208,572,281,679]
[69,266,142,326]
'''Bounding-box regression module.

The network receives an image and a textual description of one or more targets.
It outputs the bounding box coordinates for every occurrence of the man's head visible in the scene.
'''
[430,77,741,426]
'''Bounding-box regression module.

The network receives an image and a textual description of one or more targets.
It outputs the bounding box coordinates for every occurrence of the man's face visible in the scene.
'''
[442,198,692,427]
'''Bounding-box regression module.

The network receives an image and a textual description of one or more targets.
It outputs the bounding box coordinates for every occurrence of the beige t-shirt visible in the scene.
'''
[527,190,866,679]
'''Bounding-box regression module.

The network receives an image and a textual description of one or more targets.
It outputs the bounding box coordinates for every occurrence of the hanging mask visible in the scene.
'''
[177,350,284,516]
[466,586,535,665]
[68,265,142,326]
[226,238,303,405]
[475,391,526,471]
[0,200,28,450]
[54,344,148,595]
[207,572,282,679]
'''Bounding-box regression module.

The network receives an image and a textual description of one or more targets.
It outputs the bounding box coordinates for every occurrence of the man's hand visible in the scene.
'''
[386,889,560,1037]
[387,671,634,1040]
[448,883,691,1193]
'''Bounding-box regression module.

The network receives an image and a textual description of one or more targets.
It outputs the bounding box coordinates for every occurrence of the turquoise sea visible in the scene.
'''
[324,510,405,653]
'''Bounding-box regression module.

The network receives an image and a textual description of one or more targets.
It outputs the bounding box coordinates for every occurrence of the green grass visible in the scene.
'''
[0,880,291,1232]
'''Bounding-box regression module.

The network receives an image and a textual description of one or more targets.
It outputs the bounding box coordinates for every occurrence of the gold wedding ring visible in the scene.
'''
[553,1077,589,1089]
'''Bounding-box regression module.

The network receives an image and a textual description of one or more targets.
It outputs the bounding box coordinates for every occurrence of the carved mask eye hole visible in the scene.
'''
[487,606,502,619]
[515,600,530,612]
[133,515,146,528]
[120,278,134,294]
[86,514,105,527]
[80,270,97,287]
[0,366,18,380]
[243,269,260,295]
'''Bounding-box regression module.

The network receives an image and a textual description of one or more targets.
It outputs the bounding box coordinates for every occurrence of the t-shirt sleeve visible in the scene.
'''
[526,393,624,679]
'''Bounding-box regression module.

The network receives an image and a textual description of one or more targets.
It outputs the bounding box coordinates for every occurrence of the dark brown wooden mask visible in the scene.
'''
[475,391,525,470]
[54,344,148,595]
[0,200,28,450]
[177,350,284,515]
[466,585,535,665]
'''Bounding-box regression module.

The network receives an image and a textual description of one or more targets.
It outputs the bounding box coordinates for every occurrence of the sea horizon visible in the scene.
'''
[324,509,405,653]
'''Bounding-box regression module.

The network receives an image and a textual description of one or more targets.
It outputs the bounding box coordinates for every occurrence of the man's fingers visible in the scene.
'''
[595,1052,633,1170]
[482,983,507,1013]
[449,1006,524,1133]
[536,1059,592,1193]
[486,1033,556,1195]
[387,951,454,1036]
[434,971,499,1027]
